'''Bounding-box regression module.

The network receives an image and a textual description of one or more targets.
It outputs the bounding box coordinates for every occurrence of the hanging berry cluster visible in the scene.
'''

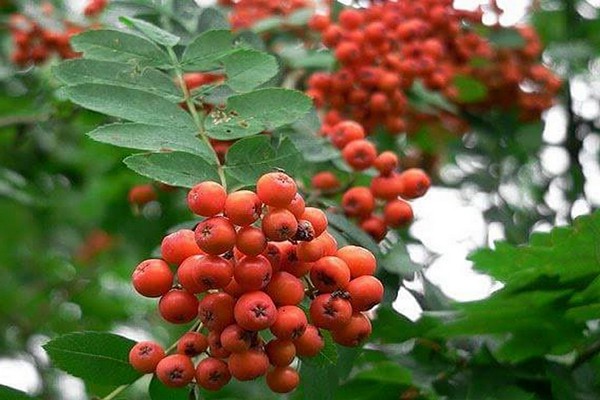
[218,0,314,30]
[307,1,561,135]
[311,120,431,241]
[128,172,384,393]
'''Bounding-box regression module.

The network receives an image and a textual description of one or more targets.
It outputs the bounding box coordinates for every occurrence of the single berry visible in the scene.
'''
[220,324,254,353]
[265,339,296,367]
[234,291,277,331]
[300,207,328,237]
[293,325,324,357]
[177,332,208,357]
[198,292,236,332]
[331,313,372,347]
[236,226,267,257]
[158,289,198,324]
[161,229,204,265]
[384,199,414,228]
[347,275,384,311]
[262,208,298,242]
[224,190,262,226]
[228,349,269,381]
[187,181,227,217]
[256,172,297,207]
[129,341,165,373]
[155,354,195,388]
[266,366,300,393]
[132,259,173,298]
[270,306,308,340]
[310,256,351,293]
[336,246,377,278]
[309,294,353,330]
[195,357,231,391]
[234,255,273,291]
[264,272,305,306]
[194,216,236,255]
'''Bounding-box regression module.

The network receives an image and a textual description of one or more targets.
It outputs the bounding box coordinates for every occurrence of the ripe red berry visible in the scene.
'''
[224,190,262,226]
[270,306,308,340]
[129,341,165,373]
[177,332,208,357]
[264,272,305,306]
[187,181,227,217]
[195,357,231,391]
[370,173,404,200]
[158,289,199,324]
[336,246,377,278]
[262,208,298,242]
[256,172,297,207]
[220,324,254,353]
[296,235,325,262]
[155,354,195,387]
[266,366,300,393]
[374,151,399,175]
[195,255,234,290]
[234,291,277,331]
[286,193,306,219]
[223,277,245,298]
[310,256,351,293]
[309,294,353,330]
[300,207,328,237]
[347,275,384,311]
[208,330,232,359]
[339,8,364,30]
[342,187,375,218]
[384,199,414,228]
[161,229,204,265]
[293,325,324,357]
[132,259,173,298]
[128,184,157,206]
[177,255,206,293]
[331,313,372,347]
[228,349,269,381]
[194,216,236,255]
[198,292,235,332]
[236,226,267,256]
[330,121,365,149]
[234,255,273,291]
[399,168,431,199]
[342,139,377,171]
[360,215,388,241]
[311,171,341,191]
[265,339,296,367]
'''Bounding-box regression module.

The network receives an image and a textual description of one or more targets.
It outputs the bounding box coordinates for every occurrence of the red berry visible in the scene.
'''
[208,330,232,359]
[234,291,277,331]
[129,341,165,373]
[342,187,375,218]
[256,172,297,207]
[265,339,296,367]
[360,215,388,241]
[161,229,204,265]
[195,357,231,391]
[234,255,273,291]
[194,216,236,255]
[370,173,404,200]
[399,169,431,199]
[198,292,236,331]
[195,255,234,290]
[262,208,298,242]
[270,305,308,340]
[187,181,227,217]
[132,259,173,298]
[300,207,328,237]
[336,246,377,278]
[159,289,199,324]
[177,255,206,293]
[309,294,353,330]
[128,184,157,206]
[220,324,254,353]
[224,190,262,226]
[331,313,372,347]
[311,171,341,191]
[155,354,195,387]
[177,332,208,357]
[342,140,377,171]
[347,275,384,311]
[384,199,414,228]
[339,9,364,30]
[236,226,267,256]
[373,151,399,175]
[310,256,351,293]
[293,325,324,357]
[264,272,305,306]
[266,366,300,393]
[286,193,306,219]
[330,121,365,149]
[228,349,269,381]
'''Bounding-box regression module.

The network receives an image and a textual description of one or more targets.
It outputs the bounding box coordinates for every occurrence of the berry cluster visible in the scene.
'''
[312,120,431,241]
[218,0,313,30]
[128,172,383,393]
[8,12,81,66]
[307,1,561,135]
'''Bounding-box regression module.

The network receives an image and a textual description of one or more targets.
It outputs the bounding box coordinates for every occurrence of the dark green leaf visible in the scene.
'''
[353,361,412,385]
[488,28,526,49]
[149,375,190,400]
[59,84,195,129]
[381,239,422,278]
[71,29,170,67]
[221,49,278,92]
[43,332,141,385]
[0,385,34,400]
[54,59,183,102]
[120,17,180,47]
[181,30,233,71]
[124,152,220,188]
[452,75,488,103]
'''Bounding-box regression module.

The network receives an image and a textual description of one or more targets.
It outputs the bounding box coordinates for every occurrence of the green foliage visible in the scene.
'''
[149,375,190,400]
[43,332,141,385]
[0,385,35,400]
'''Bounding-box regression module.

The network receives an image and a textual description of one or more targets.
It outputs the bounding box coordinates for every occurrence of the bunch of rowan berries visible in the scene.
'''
[8,13,82,66]
[218,0,314,30]
[311,120,431,241]
[128,171,384,393]
[306,1,561,135]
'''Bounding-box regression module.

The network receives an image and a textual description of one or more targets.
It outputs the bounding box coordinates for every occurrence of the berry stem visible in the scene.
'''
[101,384,129,400]
[167,47,228,191]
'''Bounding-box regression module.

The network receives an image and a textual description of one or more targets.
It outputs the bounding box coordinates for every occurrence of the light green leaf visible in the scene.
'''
[181,30,234,71]
[120,16,180,47]
[87,123,213,160]
[71,29,170,67]
[59,84,195,129]
[222,49,278,92]
[124,152,220,188]
[54,59,182,102]
[43,332,141,386]
[206,88,312,140]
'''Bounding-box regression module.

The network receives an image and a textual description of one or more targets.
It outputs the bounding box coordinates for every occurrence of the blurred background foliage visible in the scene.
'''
[1,0,600,399]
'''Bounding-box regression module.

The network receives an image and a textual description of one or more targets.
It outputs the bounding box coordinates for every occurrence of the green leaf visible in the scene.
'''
[488,28,526,49]
[120,16,180,47]
[206,88,312,140]
[87,123,213,160]
[222,49,278,92]
[353,361,412,385]
[285,109,338,162]
[54,59,183,102]
[372,307,439,343]
[381,239,422,278]
[224,136,303,185]
[181,30,234,71]
[59,84,195,129]
[43,332,141,386]
[124,152,219,188]
[325,212,381,256]
[149,375,189,400]
[71,29,170,67]
[408,81,457,114]
[198,7,229,32]
[0,385,34,400]
[452,75,488,103]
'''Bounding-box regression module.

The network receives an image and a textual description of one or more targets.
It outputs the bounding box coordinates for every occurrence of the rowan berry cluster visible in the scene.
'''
[128,172,383,393]
[218,0,313,30]
[312,120,431,241]
[8,13,81,66]
[307,1,560,135]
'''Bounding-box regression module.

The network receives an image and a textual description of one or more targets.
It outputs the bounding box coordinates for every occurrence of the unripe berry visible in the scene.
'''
[228,349,269,381]
[270,306,308,340]
[384,199,414,228]
[234,291,277,331]
[177,332,208,357]
[155,354,195,387]
[256,172,297,207]
[265,339,296,367]
[293,325,324,357]
[158,289,199,324]
[266,366,300,393]
[187,181,227,217]
[161,229,204,265]
[195,357,231,391]
[310,256,351,293]
[129,341,165,373]
[336,246,376,278]
[224,190,262,226]
[132,259,173,298]
[194,216,236,255]
[198,292,236,332]
[262,208,298,242]
[331,313,372,347]
[347,275,384,311]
